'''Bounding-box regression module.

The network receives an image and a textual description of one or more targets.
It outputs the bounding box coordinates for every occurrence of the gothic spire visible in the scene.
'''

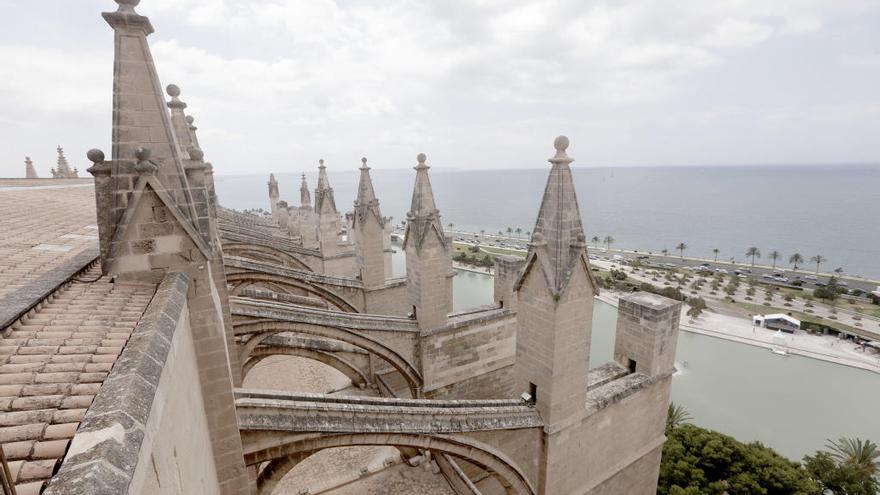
[314,159,337,215]
[521,136,595,296]
[300,173,311,208]
[25,157,38,179]
[353,157,383,228]
[403,153,444,250]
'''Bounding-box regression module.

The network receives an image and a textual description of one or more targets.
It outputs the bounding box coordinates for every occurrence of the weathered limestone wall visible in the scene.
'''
[493,256,525,310]
[129,293,220,494]
[420,312,517,396]
[577,378,669,495]
[363,280,409,315]
[322,252,358,278]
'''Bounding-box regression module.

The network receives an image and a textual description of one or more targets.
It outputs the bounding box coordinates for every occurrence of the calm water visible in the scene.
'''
[215,165,880,279]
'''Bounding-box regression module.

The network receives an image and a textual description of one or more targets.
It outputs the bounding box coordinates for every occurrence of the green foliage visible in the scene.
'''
[687,297,707,318]
[659,425,821,495]
[803,452,879,495]
[666,403,692,434]
[825,437,879,474]
[639,283,686,302]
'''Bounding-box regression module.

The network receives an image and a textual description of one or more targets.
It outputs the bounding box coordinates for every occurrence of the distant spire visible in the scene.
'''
[269,173,277,185]
[525,135,593,295]
[24,157,38,179]
[300,173,311,208]
[55,146,76,178]
[353,157,383,228]
[166,84,193,154]
[403,153,444,249]
[314,159,337,214]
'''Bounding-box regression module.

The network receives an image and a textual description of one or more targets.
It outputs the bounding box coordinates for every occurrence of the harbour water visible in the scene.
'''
[215,164,880,279]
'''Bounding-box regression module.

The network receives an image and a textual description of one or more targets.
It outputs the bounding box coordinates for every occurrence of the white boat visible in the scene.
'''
[771,330,789,356]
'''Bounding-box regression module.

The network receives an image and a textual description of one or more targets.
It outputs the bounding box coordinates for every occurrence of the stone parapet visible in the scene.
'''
[44,272,188,495]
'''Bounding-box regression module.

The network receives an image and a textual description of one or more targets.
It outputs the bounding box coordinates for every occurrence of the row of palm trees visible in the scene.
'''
[668,244,833,274]
[451,224,839,275]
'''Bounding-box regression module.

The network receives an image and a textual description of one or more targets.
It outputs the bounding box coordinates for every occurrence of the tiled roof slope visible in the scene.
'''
[0,265,156,494]
[0,181,98,299]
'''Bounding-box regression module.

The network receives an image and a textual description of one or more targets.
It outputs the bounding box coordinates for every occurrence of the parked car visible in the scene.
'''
[804,275,818,280]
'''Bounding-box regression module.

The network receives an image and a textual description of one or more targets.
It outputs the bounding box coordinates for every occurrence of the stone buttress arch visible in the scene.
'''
[222,242,313,271]
[226,272,359,313]
[242,345,369,388]
[235,321,421,397]
[249,433,535,495]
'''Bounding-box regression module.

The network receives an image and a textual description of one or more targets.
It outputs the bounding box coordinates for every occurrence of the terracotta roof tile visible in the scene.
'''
[0,265,156,491]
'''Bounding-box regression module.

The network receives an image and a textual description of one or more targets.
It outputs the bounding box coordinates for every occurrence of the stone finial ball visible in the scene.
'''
[166,84,181,98]
[361,157,368,165]
[135,147,151,161]
[417,153,427,164]
[554,135,569,152]
[188,147,204,161]
[86,149,105,164]
[319,159,325,166]
[116,0,141,9]
[185,115,195,124]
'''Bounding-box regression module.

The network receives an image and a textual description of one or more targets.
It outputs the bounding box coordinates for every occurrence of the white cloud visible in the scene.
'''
[1,0,879,178]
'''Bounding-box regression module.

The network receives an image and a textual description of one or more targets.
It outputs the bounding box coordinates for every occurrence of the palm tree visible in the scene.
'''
[676,242,687,259]
[768,250,781,270]
[506,227,513,238]
[515,227,522,238]
[525,231,531,239]
[591,236,600,248]
[603,235,614,252]
[811,255,827,274]
[834,267,844,275]
[825,437,879,474]
[479,229,485,239]
[448,222,454,230]
[666,402,692,433]
[712,248,719,262]
[789,253,803,270]
[746,247,761,266]
[661,248,668,257]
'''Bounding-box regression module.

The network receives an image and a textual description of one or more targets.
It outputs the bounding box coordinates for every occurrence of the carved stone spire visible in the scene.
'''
[403,153,451,333]
[166,84,193,155]
[353,157,386,288]
[524,135,593,296]
[103,0,196,223]
[300,173,311,208]
[314,159,337,215]
[24,157,38,179]
[353,157,382,227]
[403,153,445,250]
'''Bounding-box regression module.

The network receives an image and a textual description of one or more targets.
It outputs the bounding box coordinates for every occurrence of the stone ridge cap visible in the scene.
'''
[235,389,528,409]
[236,397,540,417]
[225,256,362,288]
[0,247,100,333]
[231,297,414,323]
[259,335,368,354]
[584,370,673,417]
[218,229,320,257]
[44,272,188,495]
[587,362,628,390]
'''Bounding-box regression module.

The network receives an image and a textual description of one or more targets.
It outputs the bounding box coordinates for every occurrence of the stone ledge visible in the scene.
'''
[44,272,189,495]
[0,247,100,333]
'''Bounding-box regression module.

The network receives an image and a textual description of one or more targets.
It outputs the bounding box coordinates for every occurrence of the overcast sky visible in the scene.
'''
[1,0,878,177]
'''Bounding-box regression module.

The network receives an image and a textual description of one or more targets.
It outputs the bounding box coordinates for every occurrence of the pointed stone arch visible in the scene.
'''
[242,345,369,389]
[235,321,421,398]
[226,272,359,313]
[248,433,535,495]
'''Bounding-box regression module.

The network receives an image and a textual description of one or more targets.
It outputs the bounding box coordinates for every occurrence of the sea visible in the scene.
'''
[214,164,880,279]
